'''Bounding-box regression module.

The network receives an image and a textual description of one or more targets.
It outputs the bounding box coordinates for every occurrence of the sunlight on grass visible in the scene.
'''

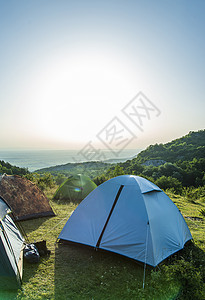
[0,190,204,299]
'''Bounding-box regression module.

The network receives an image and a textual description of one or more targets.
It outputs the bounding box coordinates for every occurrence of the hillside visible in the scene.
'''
[35,161,112,179]
[0,160,28,176]
[134,129,205,164]
[98,130,205,189]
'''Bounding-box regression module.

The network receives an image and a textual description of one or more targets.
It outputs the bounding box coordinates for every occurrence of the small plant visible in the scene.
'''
[199,209,205,217]
[182,186,205,201]
[161,259,205,300]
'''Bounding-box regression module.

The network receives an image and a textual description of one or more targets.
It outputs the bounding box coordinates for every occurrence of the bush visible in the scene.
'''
[200,209,205,217]
[93,174,107,186]
[107,165,125,178]
[182,186,205,201]
[55,173,67,185]
[24,173,55,191]
[161,260,205,300]
[155,176,182,194]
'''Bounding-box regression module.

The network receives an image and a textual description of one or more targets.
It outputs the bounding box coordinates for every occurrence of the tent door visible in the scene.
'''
[96,185,124,248]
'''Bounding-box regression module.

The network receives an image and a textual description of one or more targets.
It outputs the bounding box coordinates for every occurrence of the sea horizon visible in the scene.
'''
[0,148,142,172]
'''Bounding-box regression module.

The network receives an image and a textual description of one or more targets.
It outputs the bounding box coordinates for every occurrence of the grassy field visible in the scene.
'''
[0,187,205,299]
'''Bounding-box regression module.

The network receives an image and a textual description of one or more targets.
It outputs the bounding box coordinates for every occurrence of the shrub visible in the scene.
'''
[55,173,67,185]
[24,172,55,191]
[155,176,182,194]
[200,209,205,217]
[182,186,205,201]
[93,174,107,186]
[161,260,205,300]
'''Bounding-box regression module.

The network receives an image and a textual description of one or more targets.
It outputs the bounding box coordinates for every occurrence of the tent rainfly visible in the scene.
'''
[0,196,24,289]
[0,174,55,221]
[53,174,97,202]
[58,175,192,267]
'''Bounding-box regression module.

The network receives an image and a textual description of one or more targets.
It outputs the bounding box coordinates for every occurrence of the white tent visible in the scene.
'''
[58,175,192,267]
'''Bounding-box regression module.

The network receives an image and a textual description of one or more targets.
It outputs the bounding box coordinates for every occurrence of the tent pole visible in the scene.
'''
[143,221,149,289]
[79,174,83,201]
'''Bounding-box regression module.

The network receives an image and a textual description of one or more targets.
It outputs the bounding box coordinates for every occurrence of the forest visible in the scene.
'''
[93,130,205,196]
[1,130,204,197]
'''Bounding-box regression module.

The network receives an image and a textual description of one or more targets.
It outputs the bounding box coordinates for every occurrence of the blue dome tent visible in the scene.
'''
[58,175,192,267]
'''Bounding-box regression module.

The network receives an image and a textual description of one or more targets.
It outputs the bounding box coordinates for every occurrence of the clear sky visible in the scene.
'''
[0,0,204,150]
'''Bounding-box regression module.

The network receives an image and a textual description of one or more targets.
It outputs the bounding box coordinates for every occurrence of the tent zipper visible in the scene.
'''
[96,185,124,248]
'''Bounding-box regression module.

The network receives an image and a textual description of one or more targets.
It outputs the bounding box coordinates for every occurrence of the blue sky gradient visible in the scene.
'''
[0,0,204,149]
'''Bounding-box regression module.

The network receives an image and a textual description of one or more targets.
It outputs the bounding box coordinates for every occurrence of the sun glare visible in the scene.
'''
[25,50,136,147]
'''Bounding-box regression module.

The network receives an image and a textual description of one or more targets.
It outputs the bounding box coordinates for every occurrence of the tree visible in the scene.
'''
[111,165,125,177]
[155,176,182,194]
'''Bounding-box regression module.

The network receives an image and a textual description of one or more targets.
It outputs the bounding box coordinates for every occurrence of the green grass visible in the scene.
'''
[0,189,204,299]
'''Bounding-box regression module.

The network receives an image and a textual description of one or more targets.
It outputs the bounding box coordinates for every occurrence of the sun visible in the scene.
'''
[24,49,136,148]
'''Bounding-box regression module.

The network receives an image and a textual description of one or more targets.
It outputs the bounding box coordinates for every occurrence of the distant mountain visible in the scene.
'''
[35,156,137,177]
[36,130,205,186]
[0,160,28,176]
[103,157,136,164]
[102,130,205,189]
[35,161,112,179]
[133,130,205,164]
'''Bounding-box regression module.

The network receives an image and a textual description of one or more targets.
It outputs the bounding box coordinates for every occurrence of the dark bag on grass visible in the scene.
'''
[23,243,40,263]
[34,240,51,256]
